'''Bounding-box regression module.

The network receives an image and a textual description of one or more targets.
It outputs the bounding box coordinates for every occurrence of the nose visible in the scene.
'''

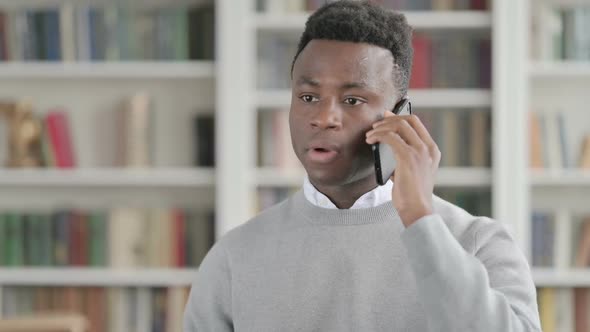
[310,99,342,130]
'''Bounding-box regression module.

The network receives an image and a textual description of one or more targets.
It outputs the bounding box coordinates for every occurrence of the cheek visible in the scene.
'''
[344,114,379,158]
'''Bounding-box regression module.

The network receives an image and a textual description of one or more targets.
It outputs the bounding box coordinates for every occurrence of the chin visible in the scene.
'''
[306,163,375,188]
[306,168,349,187]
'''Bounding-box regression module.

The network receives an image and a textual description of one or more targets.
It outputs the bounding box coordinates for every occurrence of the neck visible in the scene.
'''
[310,174,379,209]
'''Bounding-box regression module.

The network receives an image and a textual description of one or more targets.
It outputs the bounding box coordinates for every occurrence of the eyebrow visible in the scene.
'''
[296,76,320,87]
[296,75,371,90]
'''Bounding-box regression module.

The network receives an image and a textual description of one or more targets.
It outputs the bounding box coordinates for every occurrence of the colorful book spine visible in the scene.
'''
[45,110,76,168]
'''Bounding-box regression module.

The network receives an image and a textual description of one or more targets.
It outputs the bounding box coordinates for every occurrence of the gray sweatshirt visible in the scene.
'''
[183,191,542,331]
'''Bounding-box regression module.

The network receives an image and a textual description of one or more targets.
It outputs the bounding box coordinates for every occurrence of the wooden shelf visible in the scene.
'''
[0,168,215,187]
[0,268,198,286]
[254,167,491,187]
[255,11,491,30]
[0,61,215,79]
[533,268,590,287]
[435,167,492,187]
[530,61,590,78]
[256,89,492,109]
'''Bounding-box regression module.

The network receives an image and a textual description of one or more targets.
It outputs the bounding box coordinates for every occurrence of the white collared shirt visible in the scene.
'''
[303,175,393,209]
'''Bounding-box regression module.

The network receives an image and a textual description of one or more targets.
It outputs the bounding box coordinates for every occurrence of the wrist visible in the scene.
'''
[399,206,433,228]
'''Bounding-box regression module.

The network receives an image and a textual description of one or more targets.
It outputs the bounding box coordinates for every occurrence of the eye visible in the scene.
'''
[300,94,318,103]
[343,97,365,106]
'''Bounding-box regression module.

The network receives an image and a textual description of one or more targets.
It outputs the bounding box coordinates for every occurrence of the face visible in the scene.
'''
[290,39,400,187]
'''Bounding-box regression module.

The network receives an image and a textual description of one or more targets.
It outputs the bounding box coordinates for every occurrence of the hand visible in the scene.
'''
[365,112,441,227]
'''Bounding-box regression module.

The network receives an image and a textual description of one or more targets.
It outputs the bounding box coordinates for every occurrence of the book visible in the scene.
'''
[539,288,556,332]
[409,33,432,89]
[4,213,24,266]
[59,3,76,62]
[562,8,590,61]
[555,288,574,332]
[554,209,572,269]
[0,214,6,266]
[193,114,215,167]
[469,110,491,167]
[544,112,563,170]
[52,211,70,266]
[0,114,7,166]
[529,112,544,169]
[45,110,76,168]
[579,135,590,168]
[108,208,146,267]
[118,92,153,168]
[88,211,107,267]
[440,109,459,167]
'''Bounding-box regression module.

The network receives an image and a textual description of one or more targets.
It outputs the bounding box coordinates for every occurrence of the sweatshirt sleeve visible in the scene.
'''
[400,214,542,332]
[183,241,233,332]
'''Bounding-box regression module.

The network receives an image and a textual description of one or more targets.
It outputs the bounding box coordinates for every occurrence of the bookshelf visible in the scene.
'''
[0,0,216,328]
[526,0,590,330]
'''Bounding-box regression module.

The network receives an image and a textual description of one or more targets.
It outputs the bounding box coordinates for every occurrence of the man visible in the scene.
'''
[184,1,541,331]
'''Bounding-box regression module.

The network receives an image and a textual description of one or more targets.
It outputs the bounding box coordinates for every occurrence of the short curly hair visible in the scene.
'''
[291,0,414,97]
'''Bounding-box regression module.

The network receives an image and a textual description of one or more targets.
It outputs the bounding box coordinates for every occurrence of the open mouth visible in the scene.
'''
[307,146,339,163]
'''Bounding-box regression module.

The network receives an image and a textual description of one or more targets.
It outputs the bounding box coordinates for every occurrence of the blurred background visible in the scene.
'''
[0,0,587,331]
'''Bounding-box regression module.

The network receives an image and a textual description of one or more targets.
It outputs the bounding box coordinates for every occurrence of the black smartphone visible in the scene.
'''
[372,98,412,186]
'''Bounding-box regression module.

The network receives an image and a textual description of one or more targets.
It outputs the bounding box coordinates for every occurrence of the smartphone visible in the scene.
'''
[372,98,412,186]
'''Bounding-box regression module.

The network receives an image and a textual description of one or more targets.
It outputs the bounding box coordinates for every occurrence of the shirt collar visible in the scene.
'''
[303,175,393,209]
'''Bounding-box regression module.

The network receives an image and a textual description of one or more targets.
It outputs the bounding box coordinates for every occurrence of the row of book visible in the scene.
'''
[0,4,214,61]
[258,33,491,90]
[257,0,488,12]
[1,286,189,332]
[0,94,215,168]
[529,112,590,169]
[537,287,590,332]
[532,6,590,61]
[410,33,491,89]
[0,208,214,267]
[257,109,492,169]
[531,210,590,269]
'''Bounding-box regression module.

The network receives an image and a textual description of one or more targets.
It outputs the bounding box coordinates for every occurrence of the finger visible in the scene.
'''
[374,114,440,160]
[373,112,400,128]
[366,131,410,159]
[366,118,424,150]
